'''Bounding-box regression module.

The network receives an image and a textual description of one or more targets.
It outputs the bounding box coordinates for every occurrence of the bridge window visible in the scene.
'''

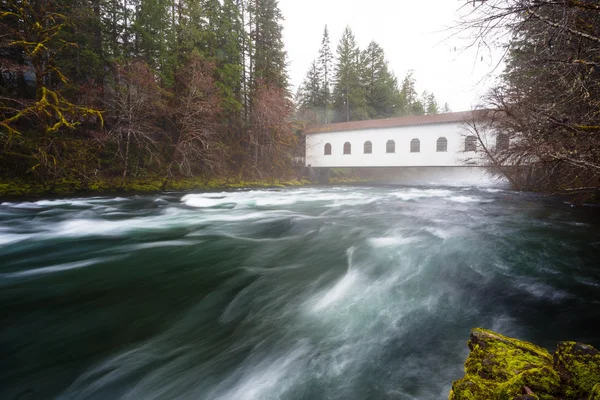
[364,141,372,154]
[436,137,448,152]
[343,142,351,155]
[465,136,477,152]
[324,143,332,155]
[496,134,509,151]
[386,140,395,153]
[410,138,420,153]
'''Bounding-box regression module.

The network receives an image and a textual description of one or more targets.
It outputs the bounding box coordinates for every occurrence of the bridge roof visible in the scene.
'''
[305,111,477,134]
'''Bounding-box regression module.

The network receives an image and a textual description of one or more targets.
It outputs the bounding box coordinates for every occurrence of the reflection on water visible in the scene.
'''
[1,186,599,400]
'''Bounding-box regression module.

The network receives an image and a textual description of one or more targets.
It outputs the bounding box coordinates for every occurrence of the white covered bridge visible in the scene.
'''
[305,111,507,185]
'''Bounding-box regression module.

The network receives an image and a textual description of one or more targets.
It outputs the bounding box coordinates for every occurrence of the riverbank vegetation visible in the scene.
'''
[0,0,301,196]
[462,0,600,200]
[0,0,448,198]
[3,0,598,199]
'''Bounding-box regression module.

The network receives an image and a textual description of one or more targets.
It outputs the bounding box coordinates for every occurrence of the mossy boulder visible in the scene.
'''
[554,342,600,399]
[450,328,600,400]
[590,384,600,400]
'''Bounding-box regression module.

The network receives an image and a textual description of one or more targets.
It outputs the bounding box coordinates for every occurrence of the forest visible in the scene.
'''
[0,0,447,194]
[1,0,599,197]
[0,0,297,193]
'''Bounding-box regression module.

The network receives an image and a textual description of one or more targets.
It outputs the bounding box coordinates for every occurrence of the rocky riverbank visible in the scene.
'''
[450,328,600,400]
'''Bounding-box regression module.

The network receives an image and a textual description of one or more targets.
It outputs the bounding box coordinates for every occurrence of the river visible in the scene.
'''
[1,185,599,400]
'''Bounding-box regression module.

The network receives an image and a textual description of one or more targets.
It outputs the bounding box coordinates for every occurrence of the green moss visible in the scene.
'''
[497,367,560,400]
[0,176,314,199]
[554,342,600,399]
[590,383,600,400]
[450,375,498,400]
[465,328,553,382]
[451,329,600,400]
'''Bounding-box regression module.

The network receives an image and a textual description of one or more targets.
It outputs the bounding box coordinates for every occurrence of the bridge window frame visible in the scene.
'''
[410,138,420,153]
[436,137,448,152]
[364,141,372,154]
[324,143,332,155]
[343,142,352,155]
[465,136,477,152]
[386,140,395,154]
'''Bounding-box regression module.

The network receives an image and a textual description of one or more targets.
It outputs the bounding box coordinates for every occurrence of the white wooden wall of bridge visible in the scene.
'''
[305,122,488,168]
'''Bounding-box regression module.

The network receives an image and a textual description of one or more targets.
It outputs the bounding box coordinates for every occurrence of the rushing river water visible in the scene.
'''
[1,185,600,400]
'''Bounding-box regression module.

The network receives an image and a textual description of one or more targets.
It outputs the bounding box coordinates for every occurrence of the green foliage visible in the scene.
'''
[295,28,449,125]
[318,25,333,122]
[0,0,299,186]
[398,71,424,116]
[0,176,313,198]
[332,26,368,122]
[249,0,288,90]
[424,92,439,115]
[361,41,399,119]
[297,60,324,122]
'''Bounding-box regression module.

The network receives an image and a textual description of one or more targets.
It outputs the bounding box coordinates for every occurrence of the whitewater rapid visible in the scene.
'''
[1,186,599,400]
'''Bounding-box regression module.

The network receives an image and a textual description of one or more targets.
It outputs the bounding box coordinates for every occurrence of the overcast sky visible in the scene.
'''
[279,0,503,112]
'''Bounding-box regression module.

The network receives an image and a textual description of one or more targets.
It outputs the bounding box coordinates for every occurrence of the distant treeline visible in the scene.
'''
[0,0,299,189]
[296,26,451,125]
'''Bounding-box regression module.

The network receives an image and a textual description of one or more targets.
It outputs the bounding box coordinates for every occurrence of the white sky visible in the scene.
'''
[279,0,503,112]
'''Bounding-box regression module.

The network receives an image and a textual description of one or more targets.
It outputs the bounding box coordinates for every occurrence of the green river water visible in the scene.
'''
[1,185,599,400]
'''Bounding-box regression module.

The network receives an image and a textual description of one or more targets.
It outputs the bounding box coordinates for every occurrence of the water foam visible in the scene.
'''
[368,236,419,248]
[392,188,454,201]
[212,344,310,400]
[311,270,360,312]
[2,256,121,279]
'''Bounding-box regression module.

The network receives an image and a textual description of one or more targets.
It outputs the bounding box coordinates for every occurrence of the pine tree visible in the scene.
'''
[213,0,244,117]
[397,71,426,116]
[425,92,439,115]
[245,0,292,172]
[317,25,333,123]
[297,60,323,123]
[249,0,288,90]
[442,102,451,113]
[398,71,417,116]
[132,0,172,78]
[332,26,367,122]
[361,41,399,119]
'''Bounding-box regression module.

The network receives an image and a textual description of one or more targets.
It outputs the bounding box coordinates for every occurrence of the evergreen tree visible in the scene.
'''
[317,25,333,122]
[398,71,417,116]
[332,26,367,122]
[397,71,426,116]
[442,102,451,113]
[361,41,399,119]
[0,0,308,185]
[425,92,439,115]
[297,60,323,123]
[249,0,288,90]
[213,0,244,117]
[132,0,172,78]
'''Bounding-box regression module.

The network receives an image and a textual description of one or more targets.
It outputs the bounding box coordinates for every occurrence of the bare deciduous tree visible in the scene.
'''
[168,55,224,178]
[106,62,167,179]
[249,83,296,178]
[461,0,600,199]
